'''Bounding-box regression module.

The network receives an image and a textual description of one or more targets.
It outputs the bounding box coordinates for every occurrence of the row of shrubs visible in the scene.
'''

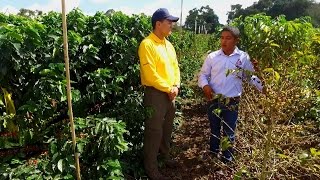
[0,9,212,178]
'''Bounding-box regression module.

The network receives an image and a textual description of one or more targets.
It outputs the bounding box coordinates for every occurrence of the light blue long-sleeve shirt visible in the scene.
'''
[198,47,263,98]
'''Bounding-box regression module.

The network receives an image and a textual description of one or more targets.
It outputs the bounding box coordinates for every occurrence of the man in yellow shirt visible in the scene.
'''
[138,8,180,180]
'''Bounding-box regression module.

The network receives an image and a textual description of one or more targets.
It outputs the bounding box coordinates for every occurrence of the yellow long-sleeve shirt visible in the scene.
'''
[138,32,180,93]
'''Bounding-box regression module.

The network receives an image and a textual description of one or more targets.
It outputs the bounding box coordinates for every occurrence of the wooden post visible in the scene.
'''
[60,0,81,179]
[178,0,183,62]
[180,0,183,27]
[194,19,197,33]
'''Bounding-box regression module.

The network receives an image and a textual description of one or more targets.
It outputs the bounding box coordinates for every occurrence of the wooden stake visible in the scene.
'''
[61,0,81,179]
[180,0,183,27]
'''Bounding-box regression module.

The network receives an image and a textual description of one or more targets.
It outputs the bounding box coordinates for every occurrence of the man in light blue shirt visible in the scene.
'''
[198,26,263,163]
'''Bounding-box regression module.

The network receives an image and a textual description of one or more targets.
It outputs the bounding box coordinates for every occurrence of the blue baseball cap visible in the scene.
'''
[152,8,179,24]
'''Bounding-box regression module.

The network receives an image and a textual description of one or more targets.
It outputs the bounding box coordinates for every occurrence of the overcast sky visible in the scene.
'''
[1,0,320,24]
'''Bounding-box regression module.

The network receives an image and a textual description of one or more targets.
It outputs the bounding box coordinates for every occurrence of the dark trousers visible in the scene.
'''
[207,98,239,160]
[143,87,176,176]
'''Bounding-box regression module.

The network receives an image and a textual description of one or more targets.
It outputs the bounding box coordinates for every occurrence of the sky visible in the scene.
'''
[0,0,319,24]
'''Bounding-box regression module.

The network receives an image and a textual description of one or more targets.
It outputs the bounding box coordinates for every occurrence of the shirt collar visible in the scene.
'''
[219,47,241,56]
[149,32,166,44]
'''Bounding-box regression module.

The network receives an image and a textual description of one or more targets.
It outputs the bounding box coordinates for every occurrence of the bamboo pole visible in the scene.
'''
[178,0,184,62]
[180,0,183,27]
[60,0,81,179]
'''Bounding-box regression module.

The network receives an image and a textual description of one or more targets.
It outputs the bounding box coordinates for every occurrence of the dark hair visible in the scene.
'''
[221,26,240,38]
[152,20,157,30]
[152,19,164,30]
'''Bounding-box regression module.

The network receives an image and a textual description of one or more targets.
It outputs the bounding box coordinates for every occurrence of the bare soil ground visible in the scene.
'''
[160,102,238,180]
[141,99,320,180]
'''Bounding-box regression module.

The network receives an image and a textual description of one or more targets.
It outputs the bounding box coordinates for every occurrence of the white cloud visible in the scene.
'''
[114,1,183,24]
[88,0,260,25]
[137,1,176,15]
[174,0,261,24]
[27,0,80,14]
[90,0,109,4]
[0,5,19,14]
[212,0,259,24]
[0,0,81,15]
[114,7,135,15]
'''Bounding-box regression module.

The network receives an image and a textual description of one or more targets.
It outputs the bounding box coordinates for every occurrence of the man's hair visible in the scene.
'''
[221,26,240,38]
[152,20,157,30]
[152,19,163,30]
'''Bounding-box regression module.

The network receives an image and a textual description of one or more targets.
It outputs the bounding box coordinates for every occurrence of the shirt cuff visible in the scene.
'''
[199,82,209,89]
[250,75,263,92]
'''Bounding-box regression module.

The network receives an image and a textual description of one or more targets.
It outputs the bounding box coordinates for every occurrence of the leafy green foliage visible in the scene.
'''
[0,116,128,179]
[0,8,214,178]
[231,14,319,124]
[0,9,151,179]
[228,0,320,27]
[0,7,319,179]
[230,14,320,179]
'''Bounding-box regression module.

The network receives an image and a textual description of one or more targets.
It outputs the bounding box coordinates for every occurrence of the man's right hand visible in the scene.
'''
[168,87,179,101]
[252,59,260,72]
[203,85,214,100]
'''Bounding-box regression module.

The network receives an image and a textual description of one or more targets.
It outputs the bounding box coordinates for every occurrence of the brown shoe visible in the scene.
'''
[164,159,179,168]
[147,171,171,180]
[159,175,171,180]
[155,174,171,180]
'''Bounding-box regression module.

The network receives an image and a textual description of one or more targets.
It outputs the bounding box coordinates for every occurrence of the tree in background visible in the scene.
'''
[227,0,320,27]
[184,5,220,34]
[268,0,312,19]
[105,9,115,16]
[307,4,320,26]
[227,0,273,21]
[17,8,43,18]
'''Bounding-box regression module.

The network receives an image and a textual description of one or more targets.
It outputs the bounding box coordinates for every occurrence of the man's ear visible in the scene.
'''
[156,21,161,28]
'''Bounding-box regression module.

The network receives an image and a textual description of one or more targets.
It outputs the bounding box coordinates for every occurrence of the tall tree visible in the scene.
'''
[227,0,320,26]
[268,0,313,20]
[227,0,273,22]
[227,4,243,23]
[105,9,115,16]
[307,4,320,26]
[184,5,220,34]
[17,8,43,18]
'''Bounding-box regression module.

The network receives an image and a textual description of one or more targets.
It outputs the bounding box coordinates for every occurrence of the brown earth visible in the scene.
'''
[160,102,240,180]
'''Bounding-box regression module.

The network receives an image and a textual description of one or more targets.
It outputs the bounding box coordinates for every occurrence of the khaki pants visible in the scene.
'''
[143,87,176,176]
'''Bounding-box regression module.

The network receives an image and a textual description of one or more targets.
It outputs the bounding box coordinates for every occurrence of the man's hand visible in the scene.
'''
[203,85,214,101]
[168,87,179,101]
[252,59,260,72]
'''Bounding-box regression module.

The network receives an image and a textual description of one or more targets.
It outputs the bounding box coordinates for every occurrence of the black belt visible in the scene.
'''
[228,96,240,102]
[212,96,240,103]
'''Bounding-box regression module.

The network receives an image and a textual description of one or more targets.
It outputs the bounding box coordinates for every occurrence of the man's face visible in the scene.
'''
[158,19,174,37]
[220,31,238,53]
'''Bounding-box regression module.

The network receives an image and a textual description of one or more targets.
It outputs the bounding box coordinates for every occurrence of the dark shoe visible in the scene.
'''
[164,159,179,168]
[146,167,171,180]
[201,151,219,162]
[148,172,171,180]
[221,148,234,164]
[157,174,171,180]
[220,156,233,164]
[209,151,219,158]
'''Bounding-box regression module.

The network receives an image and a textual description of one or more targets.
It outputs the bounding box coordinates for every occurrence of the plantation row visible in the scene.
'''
[232,14,319,124]
[0,9,319,179]
[0,9,212,179]
[230,15,320,179]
